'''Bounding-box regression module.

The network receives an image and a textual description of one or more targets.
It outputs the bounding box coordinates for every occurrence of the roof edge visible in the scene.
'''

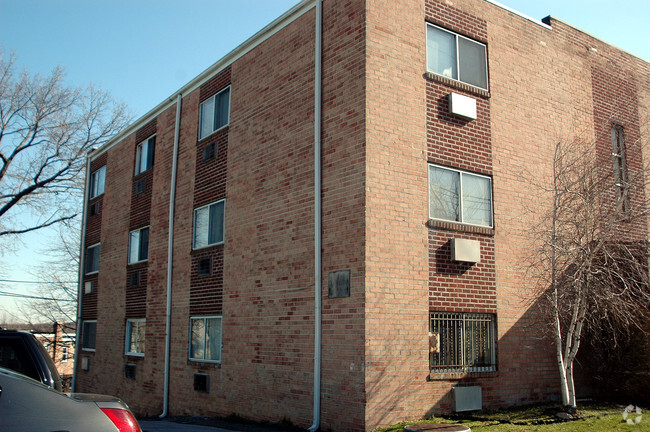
[90,0,316,161]
[483,0,552,30]
[544,15,650,65]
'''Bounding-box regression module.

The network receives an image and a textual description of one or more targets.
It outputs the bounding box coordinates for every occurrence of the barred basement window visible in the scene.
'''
[430,312,496,373]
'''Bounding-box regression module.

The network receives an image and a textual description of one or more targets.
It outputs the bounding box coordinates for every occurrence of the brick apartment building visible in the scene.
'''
[73,0,650,430]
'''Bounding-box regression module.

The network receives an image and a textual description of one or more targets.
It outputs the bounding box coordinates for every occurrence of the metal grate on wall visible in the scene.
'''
[430,312,496,373]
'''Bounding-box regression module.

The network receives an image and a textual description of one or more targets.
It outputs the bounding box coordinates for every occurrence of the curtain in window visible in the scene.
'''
[427,25,457,79]
[194,207,209,248]
[199,97,215,140]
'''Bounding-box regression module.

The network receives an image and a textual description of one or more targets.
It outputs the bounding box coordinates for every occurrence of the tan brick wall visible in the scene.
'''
[76,0,650,430]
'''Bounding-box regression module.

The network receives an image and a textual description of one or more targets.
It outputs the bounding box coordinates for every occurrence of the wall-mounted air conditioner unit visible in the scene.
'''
[451,238,481,263]
[449,92,477,120]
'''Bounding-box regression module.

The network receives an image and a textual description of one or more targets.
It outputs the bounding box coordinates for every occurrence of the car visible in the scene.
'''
[0,329,63,391]
[0,366,142,432]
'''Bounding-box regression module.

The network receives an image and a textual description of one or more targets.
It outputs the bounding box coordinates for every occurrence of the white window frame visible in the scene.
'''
[426,23,489,91]
[89,165,106,199]
[81,320,97,352]
[128,226,150,264]
[125,318,146,357]
[430,312,496,373]
[198,86,231,140]
[135,135,155,175]
[428,164,493,228]
[85,243,101,275]
[189,316,222,363]
[61,346,69,362]
[193,199,226,250]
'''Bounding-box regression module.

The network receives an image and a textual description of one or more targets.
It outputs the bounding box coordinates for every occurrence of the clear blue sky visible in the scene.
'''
[0,0,648,317]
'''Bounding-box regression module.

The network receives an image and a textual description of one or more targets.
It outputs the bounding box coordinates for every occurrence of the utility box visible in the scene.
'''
[453,386,482,412]
[448,92,477,120]
[451,238,481,263]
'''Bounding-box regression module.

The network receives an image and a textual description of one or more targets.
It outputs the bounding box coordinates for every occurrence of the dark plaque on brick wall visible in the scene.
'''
[328,270,350,298]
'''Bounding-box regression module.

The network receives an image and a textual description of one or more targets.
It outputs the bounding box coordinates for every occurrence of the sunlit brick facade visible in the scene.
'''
[75,1,650,430]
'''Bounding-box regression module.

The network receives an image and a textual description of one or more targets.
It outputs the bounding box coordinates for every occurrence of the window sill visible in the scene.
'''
[191,242,224,252]
[426,219,494,236]
[428,370,497,381]
[188,359,222,369]
[424,72,490,98]
[125,353,145,358]
[198,124,229,143]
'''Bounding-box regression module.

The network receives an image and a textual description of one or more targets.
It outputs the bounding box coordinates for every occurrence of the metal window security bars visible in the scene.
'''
[430,312,495,373]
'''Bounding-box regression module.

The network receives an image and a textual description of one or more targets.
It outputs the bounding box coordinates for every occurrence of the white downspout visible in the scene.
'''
[160,93,182,418]
[71,152,94,393]
[309,0,323,431]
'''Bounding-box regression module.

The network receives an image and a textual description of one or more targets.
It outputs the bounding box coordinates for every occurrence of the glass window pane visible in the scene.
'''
[458,37,487,89]
[128,231,140,264]
[205,318,222,361]
[194,207,209,248]
[199,98,215,140]
[190,319,205,359]
[91,166,106,198]
[215,88,230,130]
[140,228,149,261]
[461,173,492,227]
[83,321,96,349]
[427,25,457,79]
[208,201,225,245]
[86,245,100,273]
[429,166,460,222]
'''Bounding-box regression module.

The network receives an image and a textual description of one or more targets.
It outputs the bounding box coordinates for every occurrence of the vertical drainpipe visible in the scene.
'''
[72,151,94,393]
[309,0,323,431]
[160,93,183,418]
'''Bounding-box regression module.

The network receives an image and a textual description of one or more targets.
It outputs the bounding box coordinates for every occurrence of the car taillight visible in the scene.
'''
[100,408,142,432]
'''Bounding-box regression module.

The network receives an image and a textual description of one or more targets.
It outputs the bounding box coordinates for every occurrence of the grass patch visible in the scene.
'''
[375,402,650,432]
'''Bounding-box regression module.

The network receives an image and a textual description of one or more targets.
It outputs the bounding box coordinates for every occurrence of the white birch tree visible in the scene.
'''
[530,130,650,411]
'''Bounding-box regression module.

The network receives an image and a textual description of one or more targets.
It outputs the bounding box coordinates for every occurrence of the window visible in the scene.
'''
[612,125,629,214]
[430,312,496,373]
[82,320,97,351]
[189,316,222,362]
[89,166,106,199]
[128,227,149,264]
[199,87,230,140]
[85,243,100,274]
[193,200,225,249]
[61,346,69,362]
[125,319,145,356]
[429,164,492,227]
[426,23,488,90]
[135,136,155,175]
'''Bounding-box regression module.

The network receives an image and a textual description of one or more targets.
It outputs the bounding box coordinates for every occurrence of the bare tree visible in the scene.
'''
[529,127,650,410]
[0,52,130,238]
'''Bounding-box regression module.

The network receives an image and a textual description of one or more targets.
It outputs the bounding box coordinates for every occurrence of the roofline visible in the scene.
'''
[90,0,315,161]
[545,15,650,65]
[483,0,552,30]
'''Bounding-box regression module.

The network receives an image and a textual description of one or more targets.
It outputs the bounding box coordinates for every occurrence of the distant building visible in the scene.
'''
[3,322,75,390]
[74,0,650,431]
